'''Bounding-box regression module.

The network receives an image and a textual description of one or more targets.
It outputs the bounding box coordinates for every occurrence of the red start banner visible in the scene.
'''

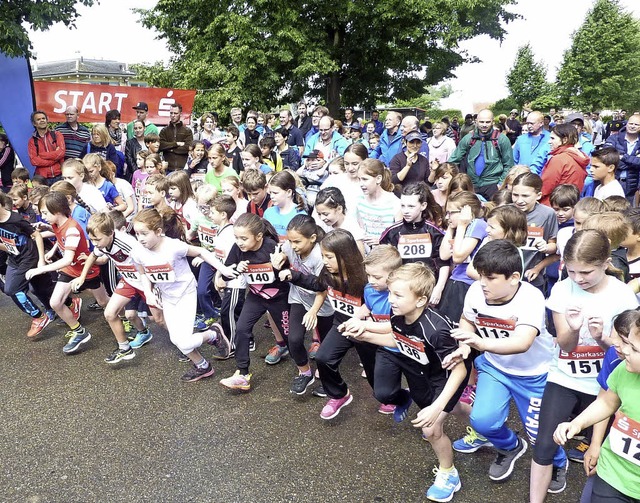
[33,81,197,125]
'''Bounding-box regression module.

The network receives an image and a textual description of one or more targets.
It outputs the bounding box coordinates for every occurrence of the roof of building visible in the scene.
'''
[32,58,136,78]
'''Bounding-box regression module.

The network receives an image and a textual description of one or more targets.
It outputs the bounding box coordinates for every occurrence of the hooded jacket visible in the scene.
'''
[605,128,640,196]
[541,144,589,206]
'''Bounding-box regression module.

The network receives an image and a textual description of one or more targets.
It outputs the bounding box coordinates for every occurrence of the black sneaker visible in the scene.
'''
[489,436,528,482]
[105,347,135,364]
[291,374,315,395]
[548,460,568,494]
[181,363,215,382]
[88,301,103,311]
[312,385,327,398]
[208,323,231,360]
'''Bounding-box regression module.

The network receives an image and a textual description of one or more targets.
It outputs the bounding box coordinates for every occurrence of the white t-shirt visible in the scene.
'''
[355,191,401,243]
[214,223,245,289]
[129,237,197,304]
[78,183,108,213]
[546,276,638,394]
[320,174,363,220]
[463,281,553,376]
[594,180,625,200]
[113,178,137,219]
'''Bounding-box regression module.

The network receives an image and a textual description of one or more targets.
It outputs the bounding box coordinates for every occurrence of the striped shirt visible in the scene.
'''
[55,122,91,160]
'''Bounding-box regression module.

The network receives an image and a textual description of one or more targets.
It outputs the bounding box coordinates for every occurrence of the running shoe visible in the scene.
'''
[104,347,135,364]
[568,441,590,463]
[459,384,476,405]
[249,339,256,352]
[88,301,103,311]
[63,328,91,354]
[312,385,327,398]
[265,344,289,365]
[320,393,353,420]
[453,426,493,453]
[394,393,413,423]
[129,329,153,349]
[194,315,217,332]
[207,323,231,360]
[489,436,528,482]
[378,403,396,415]
[70,297,82,320]
[548,459,568,494]
[426,466,461,502]
[181,363,215,382]
[220,370,252,391]
[290,373,315,395]
[308,341,321,360]
[27,313,52,338]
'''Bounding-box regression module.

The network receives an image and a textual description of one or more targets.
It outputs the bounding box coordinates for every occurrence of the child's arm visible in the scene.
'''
[583,388,610,477]
[411,360,467,428]
[31,229,46,268]
[439,225,454,261]
[69,252,99,292]
[451,207,478,264]
[452,317,538,355]
[553,388,621,446]
[26,246,76,279]
[430,265,450,305]
[302,291,328,331]
[553,308,582,352]
[525,253,560,282]
[351,326,396,347]
[187,245,236,277]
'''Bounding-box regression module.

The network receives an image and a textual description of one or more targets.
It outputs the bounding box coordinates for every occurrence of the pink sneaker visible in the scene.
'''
[460,384,476,405]
[320,393,353,420]
[378,403,396,415]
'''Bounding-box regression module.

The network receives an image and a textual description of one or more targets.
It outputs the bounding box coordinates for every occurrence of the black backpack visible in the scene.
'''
[33,130,57,155]
[459,129,502,173]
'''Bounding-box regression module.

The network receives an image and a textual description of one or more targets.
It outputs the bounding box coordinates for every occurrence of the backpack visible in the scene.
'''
[458,129,502,174]
[33,131,57,156]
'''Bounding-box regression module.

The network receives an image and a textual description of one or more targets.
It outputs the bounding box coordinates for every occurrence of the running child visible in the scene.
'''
[240,144,273,175]
[61,159,108,214]
[263,170,307,239]
[144,174,185,241]
[167,170,198,231]
[130,208,231,381]
[591,146,625,200]
[530,230,638,501]
[218,213,290,391]
[0,192,55,338]
[8,185,37,223]
[137,154,164,209]
[220,176,248,223]
[49,181,92,239]
[450,240,554,486]
[243,169,272,218]
[186,140,208,182]
[314,187,366,256]
[348,262,468,502]
[25,192,109,354]
[204,144,239,193]
[270,214,334,394]
[83,154,127,212]
[131,150,149,203]
[429,162,459,209]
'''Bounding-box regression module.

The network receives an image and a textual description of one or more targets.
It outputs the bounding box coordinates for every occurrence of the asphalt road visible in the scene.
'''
[0,292,587,502]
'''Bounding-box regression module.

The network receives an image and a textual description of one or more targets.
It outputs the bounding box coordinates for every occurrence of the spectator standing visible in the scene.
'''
[605,112,640,201]
[55,106,90,160]
[0,133,15,191]
[159,103,193,172]
[505,109,522,145]
[126,102,159,140]
[296,101,312,137]
[513,111,551,175]
[27,110,65,185]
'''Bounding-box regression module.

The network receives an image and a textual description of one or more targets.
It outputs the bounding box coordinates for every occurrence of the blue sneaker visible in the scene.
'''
[452,426,493,453]
[130,329,153,349]
[63,328,91,354]
[394,392,412,423]
[265,344,289,365]
[426,466,461,502]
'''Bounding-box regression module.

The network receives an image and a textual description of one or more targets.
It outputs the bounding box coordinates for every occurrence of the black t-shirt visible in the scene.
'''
[0,212,38,270]
[379,219,447,271]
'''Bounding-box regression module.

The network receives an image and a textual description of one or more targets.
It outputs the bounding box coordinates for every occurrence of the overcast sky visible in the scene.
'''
[27,0,640,113]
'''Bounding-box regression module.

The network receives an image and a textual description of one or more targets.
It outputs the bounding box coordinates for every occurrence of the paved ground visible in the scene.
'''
[0,292,587,502]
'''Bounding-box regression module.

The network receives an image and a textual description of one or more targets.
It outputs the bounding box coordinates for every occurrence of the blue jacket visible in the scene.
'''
[303,131,349,158]
[513,130,551,175]
[605,129,640,196]
[372,128,404,166]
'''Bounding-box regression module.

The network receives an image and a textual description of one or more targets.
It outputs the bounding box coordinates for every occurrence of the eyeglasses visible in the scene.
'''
[445,210,461,216]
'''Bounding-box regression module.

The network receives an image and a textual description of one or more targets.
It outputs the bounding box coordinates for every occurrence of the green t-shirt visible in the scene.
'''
[598,363,640,499]
[191,213,218,251]
[204,166,239,193]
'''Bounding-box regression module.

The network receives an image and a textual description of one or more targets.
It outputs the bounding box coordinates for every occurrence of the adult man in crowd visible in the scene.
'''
[370,110,384,134]
[159,103,193,172]
[305,106,329,144]
[372,111,403,166]
[303,116,349,159]
[278,109,305,156]
[126,102,159,140]
[448,109,513,200]
[505,109,522,145]
[459,114,475,139]
[591,111,605,146]
[296,101,312,137]
[27,110,65,185]
[230,107,245,133]
[55,106,90,160]
[343,108,357,128]
[512,111,550,175]
[605,112,640,201]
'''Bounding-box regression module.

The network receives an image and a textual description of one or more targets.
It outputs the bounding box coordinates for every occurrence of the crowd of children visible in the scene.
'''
[2,137,640,503]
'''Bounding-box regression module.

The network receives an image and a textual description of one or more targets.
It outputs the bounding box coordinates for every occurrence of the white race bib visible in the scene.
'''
[116,263,139,283]
[476,315,516,339]
[244,263,275,284]
[144,264,176,283]
[398,233,432,259]
[198,226,217,248]
[558,345,605,378]
[1,236,19,255]
[523,226,544,250]
[393,331,429,364]
[609,411,640,467]
[327,286,361,317]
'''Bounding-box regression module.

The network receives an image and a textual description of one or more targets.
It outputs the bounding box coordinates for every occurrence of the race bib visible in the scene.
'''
[476,315,517,339]
[116,263,139,283]
[244,263,275,284]
[214,247,225,261]
[141,194,153,208]
[144,264,176,283]
[327,286,361,317]
[198,226,217,248]
[609,411,640,467]
[371,313,390,323]
[393,331,429,364]
[523,226,544,250]
[558,345,605,378]
[398,234,432,259]
[190,172,205,183]
[1,236,19,255]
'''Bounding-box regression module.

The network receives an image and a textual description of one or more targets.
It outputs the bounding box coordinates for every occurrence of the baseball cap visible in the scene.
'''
[133,102,149,111]
[303,149,325,160]
[565,112,584,126]
[510,109,518,114]
[349,123,361,131]
[405,131,423,143]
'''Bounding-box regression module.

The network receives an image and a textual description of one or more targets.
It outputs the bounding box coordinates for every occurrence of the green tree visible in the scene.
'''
[0,0,94,58]
[137,0,518,117]
[556,0,640,111]
[392,84,454,109]
[506,44,548,107]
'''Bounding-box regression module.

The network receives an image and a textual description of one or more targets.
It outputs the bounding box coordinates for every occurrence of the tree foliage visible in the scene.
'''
[490,96,519,117]
[0,0,95,58]
[136,0,518,117]
[556,0,640,111]
[506,44,548,107]
[392,84,454,110]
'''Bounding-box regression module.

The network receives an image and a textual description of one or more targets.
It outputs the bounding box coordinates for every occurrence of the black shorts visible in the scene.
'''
[57,272,102,291]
